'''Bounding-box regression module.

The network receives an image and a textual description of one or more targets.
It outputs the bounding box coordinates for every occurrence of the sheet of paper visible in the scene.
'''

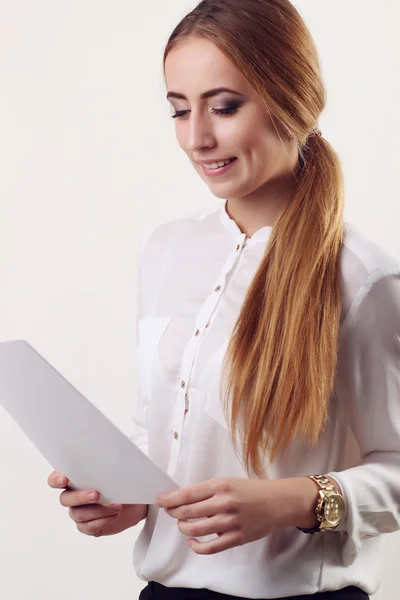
[0,339,179,504]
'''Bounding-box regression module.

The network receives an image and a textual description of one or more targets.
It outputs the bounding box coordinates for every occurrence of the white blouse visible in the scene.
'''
[129,200,400,598]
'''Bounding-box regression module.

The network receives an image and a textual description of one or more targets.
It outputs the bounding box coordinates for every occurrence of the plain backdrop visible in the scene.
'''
[0,1,399,598]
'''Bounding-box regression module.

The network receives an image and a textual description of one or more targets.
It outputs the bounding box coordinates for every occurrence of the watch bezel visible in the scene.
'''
[322,491,345,527]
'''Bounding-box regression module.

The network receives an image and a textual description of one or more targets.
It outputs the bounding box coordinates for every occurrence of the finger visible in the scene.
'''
[76,514,121,537]
[69,504,122,523]
[157,478,220,508]
[177,514,234,538]
[48,471,69,488]
[165,498,222,520]
[188,530,244,555]
[59,489,99,508]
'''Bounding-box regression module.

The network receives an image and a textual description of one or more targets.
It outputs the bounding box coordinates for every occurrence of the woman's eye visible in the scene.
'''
[171,110,190,119]
[211,106,239,116]
[171,105,240,119]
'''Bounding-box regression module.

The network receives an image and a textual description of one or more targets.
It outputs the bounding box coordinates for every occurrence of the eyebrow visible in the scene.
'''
[166,87,244,100]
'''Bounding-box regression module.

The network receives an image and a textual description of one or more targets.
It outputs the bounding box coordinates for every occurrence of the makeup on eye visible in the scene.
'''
[170,104,242,119]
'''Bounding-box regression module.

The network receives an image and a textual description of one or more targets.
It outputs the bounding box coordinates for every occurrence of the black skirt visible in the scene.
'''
[139,581,369,600]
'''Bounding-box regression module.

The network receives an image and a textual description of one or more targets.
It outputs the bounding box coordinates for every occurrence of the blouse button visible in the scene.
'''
[215,285,221,292]
[195,329,200,336]
[174,431,179,440]
[236,244,240,251]
[181,380,185,388]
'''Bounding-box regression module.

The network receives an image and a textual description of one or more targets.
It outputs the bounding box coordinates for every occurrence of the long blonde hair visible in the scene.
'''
[163,0,344,478]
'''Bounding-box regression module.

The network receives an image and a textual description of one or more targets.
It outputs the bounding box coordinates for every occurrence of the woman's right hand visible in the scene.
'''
[48,471,149,538]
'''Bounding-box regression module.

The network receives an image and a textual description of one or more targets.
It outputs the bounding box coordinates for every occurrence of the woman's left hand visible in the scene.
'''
[155,477,305,555]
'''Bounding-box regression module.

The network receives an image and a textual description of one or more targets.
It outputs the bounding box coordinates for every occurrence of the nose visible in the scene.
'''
[186,111,215,154]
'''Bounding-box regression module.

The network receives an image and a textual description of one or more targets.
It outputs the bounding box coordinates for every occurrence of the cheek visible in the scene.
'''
[219,120,249,148]
[242,132,276,167]
[173,123,188,153]
[176,132,186,152]
[223,120,267,158]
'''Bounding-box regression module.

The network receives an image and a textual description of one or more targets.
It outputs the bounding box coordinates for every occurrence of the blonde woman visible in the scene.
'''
[48,1,400,598]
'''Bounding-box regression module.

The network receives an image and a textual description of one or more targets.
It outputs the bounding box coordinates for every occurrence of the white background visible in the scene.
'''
[0,1,399,598]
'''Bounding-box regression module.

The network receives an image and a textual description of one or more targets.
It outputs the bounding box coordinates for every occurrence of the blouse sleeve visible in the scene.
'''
[326,267,400,565]
[128,229,155,456]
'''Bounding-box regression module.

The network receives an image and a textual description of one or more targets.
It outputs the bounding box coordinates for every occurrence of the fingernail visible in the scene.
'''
[57,477,65,486]
[111,504,122,510]
[88,492,96,501]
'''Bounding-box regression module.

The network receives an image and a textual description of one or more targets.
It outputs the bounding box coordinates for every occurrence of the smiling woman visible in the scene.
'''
[124,1,400,599]
[161,1,340,491]
[164,42,299,224]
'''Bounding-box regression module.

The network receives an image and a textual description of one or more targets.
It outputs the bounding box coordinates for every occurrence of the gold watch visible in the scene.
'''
[297,475,345,534]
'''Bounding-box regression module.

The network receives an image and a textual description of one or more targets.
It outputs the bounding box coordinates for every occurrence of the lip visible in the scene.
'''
[197,157,236,165]
[199,157,238,177]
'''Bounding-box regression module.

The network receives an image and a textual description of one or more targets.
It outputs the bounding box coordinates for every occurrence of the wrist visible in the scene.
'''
[294,475,344,530]
[269,477,318,529]
[295,477,320,529]
[123,503,149,527]
[138,503,149,522]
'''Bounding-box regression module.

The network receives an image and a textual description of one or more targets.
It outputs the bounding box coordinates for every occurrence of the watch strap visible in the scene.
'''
[297,475,338,534]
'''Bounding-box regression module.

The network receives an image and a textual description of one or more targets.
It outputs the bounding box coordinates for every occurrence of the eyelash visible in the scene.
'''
[171,106,239,119]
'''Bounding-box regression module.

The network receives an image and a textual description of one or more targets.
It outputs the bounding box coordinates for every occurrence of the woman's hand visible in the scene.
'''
[155,476,317,555]
[48,471,149,538]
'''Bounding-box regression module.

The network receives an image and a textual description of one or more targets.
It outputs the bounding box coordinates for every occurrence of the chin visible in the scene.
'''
[209,181,248,197]
[207,187,227,198]
[206,186,236,199]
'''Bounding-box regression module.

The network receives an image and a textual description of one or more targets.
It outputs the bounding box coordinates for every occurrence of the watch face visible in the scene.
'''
[324,493,345,526]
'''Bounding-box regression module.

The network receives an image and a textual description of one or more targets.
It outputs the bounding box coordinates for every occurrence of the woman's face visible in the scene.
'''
[164,36,298,205]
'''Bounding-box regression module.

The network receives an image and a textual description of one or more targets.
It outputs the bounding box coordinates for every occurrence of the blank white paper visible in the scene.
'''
[0,340,179,504]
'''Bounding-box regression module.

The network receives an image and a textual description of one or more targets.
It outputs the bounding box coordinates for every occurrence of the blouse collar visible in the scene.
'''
[219,199,273,245]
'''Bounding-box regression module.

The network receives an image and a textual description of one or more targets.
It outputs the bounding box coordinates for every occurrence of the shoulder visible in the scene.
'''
[340,222,400,330]
[138,202,220,261]
[342,222,400,276]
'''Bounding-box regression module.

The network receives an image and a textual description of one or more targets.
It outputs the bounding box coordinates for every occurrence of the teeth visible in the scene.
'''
[204,157,235,169]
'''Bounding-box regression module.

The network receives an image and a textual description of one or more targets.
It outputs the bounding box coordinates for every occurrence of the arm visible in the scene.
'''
[322,269,400,564]
[286,475,344,531]
[259,475,343,532]
[128,228,155,455]
[280,271,400,547]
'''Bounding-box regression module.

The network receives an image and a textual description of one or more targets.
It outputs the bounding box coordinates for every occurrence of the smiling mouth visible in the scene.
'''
[201,157,237,170]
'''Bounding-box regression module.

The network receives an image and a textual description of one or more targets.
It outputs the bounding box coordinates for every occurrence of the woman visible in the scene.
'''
[48,1,400,598]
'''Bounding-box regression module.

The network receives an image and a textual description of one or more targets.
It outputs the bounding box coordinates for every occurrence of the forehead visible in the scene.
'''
[165,37,250,96]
